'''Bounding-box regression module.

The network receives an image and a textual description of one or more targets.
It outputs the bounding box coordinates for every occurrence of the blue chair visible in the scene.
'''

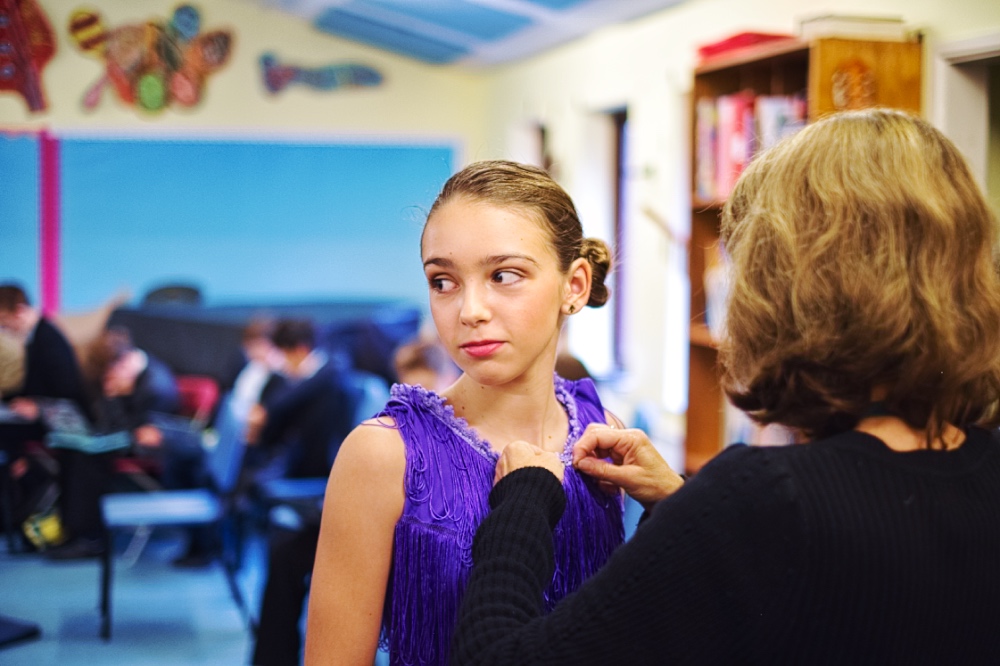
[98,396,250,639]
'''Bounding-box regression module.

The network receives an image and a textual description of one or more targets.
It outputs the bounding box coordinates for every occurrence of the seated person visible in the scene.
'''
[391,337,459,391]
[222,319,288,477]
[0,327,25,398]
[227,318,287,423]
[0,284,97,555]
[0,283,92,433]
[246,319,356,481]
[47,327,204,560]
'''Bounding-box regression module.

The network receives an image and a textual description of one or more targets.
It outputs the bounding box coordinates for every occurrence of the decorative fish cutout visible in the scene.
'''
[260,52,383,95]
[68,4,232,113]
[0,0,57,112]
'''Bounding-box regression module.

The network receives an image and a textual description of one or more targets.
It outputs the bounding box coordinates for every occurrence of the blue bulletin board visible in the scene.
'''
[1,133,455,310]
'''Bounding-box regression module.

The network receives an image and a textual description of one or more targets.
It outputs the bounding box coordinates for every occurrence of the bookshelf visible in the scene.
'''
[684,36,922,474]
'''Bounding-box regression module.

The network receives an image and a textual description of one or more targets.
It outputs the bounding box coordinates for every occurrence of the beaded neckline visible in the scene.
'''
[389,374,582,463]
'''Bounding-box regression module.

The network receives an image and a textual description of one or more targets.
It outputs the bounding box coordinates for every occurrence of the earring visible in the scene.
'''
[567,305,576,314]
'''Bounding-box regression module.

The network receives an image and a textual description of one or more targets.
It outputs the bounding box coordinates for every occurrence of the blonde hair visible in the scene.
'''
[426,160,612,307]
[720,108,1000,441]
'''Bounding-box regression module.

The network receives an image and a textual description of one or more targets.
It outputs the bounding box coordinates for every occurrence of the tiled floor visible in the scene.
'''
[0,529,264,665]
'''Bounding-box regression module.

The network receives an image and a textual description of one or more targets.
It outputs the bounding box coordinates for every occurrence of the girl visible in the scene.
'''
[305,160,625,665]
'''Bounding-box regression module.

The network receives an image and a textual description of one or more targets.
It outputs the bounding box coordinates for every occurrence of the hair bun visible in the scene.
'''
[581,237,612,308]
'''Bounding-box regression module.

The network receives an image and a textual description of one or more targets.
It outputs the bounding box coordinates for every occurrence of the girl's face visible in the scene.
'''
[421,197,586,388]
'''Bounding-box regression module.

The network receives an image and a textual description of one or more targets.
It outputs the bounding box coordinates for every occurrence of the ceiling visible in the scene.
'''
[245,0,685,66]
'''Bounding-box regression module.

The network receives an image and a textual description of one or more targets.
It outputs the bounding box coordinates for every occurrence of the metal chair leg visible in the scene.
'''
[100,530,113,640]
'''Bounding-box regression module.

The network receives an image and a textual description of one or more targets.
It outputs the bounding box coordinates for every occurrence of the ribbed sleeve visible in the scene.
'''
[450,428,1000,665]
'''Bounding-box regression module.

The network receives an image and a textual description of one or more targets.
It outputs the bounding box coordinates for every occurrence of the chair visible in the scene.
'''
[141,283,203,306]
[175,374,221,427]
[110,375,220,491]
[98,395,250,639]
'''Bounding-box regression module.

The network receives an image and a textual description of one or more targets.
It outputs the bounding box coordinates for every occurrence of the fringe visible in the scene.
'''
[376,381,623,664]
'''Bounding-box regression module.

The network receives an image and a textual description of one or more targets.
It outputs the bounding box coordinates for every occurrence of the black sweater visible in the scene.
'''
[452,428,1000,665]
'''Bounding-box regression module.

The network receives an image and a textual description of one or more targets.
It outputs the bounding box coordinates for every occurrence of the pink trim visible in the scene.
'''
[39,130,60,315]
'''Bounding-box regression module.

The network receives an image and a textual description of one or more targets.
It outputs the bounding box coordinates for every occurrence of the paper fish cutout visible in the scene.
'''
[68,4,232,112]
[0,0,57,112]
[260,53,382,95]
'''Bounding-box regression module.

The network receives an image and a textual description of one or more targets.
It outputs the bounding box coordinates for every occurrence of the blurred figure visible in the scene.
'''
[0,283,91,426]
[247,319,356,481]
[392,338,458,391]
[225,318,287,424]
[48,327,201,561]
[0,284,94,555]
[0,328,25,398]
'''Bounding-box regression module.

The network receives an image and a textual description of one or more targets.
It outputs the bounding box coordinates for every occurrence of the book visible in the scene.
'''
[714,91,754,199]
[798,15,908,42]
[697,32,796,63]
[694,97,718,200]
[46,431,132,454]
[754,94,807,152]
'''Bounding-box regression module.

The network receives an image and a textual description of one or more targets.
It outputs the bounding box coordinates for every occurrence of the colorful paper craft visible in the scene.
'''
[68,4,232,113]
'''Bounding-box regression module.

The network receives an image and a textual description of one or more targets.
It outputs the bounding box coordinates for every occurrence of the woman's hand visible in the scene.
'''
[495,440,565,485]
[572,424,684,511]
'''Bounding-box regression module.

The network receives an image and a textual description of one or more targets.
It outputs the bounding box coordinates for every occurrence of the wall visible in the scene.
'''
[478,0,1000,431]
[1,0,488,142]
[0,0,490,312]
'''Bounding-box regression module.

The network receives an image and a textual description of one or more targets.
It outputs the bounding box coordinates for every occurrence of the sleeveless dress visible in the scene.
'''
[375,375,624,666]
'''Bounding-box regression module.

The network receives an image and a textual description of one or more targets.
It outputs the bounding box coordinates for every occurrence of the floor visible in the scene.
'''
[0,528,265,665]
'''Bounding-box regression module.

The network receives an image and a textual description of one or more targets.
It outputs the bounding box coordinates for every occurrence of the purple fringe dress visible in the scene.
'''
[376,375,624,666]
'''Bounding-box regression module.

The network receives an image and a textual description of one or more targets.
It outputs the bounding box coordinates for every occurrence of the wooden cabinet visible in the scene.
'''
[684,37,922,474]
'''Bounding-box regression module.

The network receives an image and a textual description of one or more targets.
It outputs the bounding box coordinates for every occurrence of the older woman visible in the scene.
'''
[451,109,1000,665]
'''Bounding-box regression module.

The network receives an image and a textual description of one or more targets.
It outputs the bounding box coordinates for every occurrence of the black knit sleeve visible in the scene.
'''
[450,445,804,666]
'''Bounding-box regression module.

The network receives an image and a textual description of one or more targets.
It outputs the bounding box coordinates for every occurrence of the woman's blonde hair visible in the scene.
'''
[720,108,1000,442]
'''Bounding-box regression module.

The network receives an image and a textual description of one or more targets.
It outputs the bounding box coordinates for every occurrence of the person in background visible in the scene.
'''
[47,327,200,561]
[0,284,91,427]
[0,284,98,557]
[305,160,624,665]
[250,319,374,666]
[391,337,459,392]
[246,318,355,481]
[450,109,1000,664]
[223,317,288,425]
[0,327,26,398]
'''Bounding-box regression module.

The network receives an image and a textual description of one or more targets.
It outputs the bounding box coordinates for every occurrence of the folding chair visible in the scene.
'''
[98,395,250,639]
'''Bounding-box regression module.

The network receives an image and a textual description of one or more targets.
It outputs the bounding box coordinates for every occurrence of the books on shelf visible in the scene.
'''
[694,91,807,201]
[798,14,907,42]
[715,91,754,200]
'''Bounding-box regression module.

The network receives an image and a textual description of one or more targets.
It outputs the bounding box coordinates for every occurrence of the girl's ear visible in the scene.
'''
[563,257,592,315]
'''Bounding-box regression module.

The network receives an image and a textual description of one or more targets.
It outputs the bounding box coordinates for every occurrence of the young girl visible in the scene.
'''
[305,160,625,665]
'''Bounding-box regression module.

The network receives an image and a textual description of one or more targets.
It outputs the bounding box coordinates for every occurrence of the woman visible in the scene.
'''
[305,161,625,665]
[451,109,1000,664]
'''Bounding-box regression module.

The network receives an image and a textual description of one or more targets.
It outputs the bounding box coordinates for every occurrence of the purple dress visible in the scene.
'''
[376,375,624,666]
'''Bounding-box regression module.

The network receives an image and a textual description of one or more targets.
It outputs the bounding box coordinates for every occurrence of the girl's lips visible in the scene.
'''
[461,341,503,358]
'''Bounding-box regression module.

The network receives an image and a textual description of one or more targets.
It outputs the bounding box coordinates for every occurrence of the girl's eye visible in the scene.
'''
[428,275,456,293]
[491,270,522,285]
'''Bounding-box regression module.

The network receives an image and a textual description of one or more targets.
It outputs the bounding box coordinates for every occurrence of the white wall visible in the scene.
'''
[478,0,1000,433]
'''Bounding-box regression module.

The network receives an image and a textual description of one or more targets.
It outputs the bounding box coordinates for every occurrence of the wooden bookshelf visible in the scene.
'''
[684,36,922,474]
